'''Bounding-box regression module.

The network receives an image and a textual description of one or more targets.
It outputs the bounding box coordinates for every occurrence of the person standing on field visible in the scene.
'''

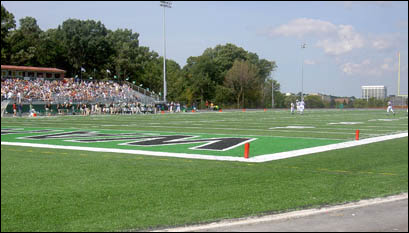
[387,100,395,115]
[290,102,295,114]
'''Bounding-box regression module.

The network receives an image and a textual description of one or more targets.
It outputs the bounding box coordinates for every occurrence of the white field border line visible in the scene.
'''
[251,132,408,163]
[1,132,408,163]
[0,141,249,162]
[151,193,408,232]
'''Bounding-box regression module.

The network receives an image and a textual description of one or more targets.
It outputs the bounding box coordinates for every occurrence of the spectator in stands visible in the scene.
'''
[12,102,17,117]
[1,78,155,116]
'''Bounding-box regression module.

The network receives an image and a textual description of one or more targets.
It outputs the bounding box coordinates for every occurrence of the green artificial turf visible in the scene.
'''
[1,109,408,231]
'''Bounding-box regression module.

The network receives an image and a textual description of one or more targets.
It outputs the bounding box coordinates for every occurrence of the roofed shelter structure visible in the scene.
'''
[1,65,66,80]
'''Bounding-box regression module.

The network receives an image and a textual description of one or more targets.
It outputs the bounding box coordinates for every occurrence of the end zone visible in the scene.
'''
[1,129,407,163]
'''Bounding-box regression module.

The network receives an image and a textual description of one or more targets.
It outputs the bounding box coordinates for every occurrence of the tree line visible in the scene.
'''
[1,5,281,109]
[2,5,396,109]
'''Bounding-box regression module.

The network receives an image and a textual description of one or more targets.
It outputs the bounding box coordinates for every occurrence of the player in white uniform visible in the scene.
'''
[296,100,300,114]
[387,101,395,115]
[299,100,305,115]
[290,102,295,114]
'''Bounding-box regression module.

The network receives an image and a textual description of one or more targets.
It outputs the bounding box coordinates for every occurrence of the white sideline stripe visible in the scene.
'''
[151,193,408,232]
[250,132,408,163]
[1,132,407,163]
[0,142,250,162]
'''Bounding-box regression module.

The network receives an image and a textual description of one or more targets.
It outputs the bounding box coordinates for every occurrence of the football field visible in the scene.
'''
[1,109,408,231]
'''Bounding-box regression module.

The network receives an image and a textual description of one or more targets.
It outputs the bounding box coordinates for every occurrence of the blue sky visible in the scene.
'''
[3,1,408,97]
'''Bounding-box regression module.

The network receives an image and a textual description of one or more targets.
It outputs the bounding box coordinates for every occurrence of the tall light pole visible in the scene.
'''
[301,43,306,101]
[271,74,274,109]
[160,1,172,103]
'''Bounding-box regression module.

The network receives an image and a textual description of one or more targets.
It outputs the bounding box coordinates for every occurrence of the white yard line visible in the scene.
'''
[2,133,407,163]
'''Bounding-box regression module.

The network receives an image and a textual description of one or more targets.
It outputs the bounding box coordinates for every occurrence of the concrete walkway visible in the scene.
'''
[154,193,408,232]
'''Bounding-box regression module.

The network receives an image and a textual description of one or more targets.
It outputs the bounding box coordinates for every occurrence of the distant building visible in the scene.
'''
[1,65,66,80]
[308,93,332,102]
[361,86,387,100]
[334,98,350,104]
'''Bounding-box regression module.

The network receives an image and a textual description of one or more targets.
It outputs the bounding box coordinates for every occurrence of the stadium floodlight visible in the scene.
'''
[160,1,172,8]
[301,43,307,101]
[160,1,172,102]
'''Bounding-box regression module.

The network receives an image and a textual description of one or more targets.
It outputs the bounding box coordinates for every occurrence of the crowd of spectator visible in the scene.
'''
[1,78,142,104]
[49,101,157,116]
[1,78,197,117]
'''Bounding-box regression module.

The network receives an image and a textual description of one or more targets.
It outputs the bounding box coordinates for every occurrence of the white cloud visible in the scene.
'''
[267,18,337,38]
[372,38,391,50]
[266,18,407,56]
[369,33,407,51]
[315,25,365,55]
[266,18,365,55]
[341,58,398,77]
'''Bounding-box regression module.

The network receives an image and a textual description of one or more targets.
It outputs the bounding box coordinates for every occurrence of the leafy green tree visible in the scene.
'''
[8,17,42,66]
[107,29,140,81]
[36,29,70,70]
[182,55,218,106]
[165,59,183,101]
[263,79,282,108]
[183,43,276,108]
[304,95,325,108]
[1,4,16,63]
[353,99,368,108]
[58,19,114,78]
[225,60,260,108]
[284,94,298,109]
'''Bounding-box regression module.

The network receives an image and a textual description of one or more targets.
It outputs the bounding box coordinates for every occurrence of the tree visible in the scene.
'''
[304,95,325,108]
[34,28,70,70]
[107,29,140,81]
[284,94,298,109]
[263,79,282,108]
[8,17,42,66]
[183,43,277,108]
[164,59,183,101]
[58,19,114,79]
[353,99,368,108]
[182,55,218,106]
[225,60,260,109]
[1,4,16,63]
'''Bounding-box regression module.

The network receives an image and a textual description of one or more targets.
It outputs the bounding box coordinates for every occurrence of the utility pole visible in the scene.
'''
[160,1,172,102]
[271,76,274,109]
[301,43,306,101]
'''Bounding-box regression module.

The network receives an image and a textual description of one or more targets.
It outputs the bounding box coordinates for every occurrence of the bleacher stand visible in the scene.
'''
[1,78,160,116]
